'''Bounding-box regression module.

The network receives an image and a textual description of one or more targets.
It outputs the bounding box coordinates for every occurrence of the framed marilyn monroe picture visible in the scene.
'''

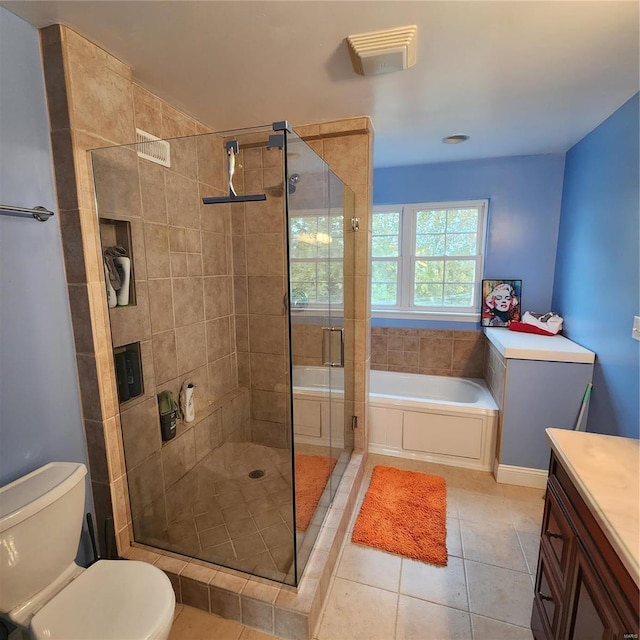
[481,279,522,327]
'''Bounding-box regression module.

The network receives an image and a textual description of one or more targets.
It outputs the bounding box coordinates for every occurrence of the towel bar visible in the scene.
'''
[0,204,54,222]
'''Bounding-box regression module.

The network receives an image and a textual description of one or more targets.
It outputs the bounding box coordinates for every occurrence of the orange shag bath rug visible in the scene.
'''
[295,454,337,532]
[352,465,448,566]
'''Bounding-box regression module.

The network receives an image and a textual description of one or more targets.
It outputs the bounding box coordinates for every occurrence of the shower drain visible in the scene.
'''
[248,469,265,479]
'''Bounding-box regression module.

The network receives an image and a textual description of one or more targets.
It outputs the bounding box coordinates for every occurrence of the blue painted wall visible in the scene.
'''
[374,154,566,329]
[0,8,94,563]
[552,94,639,438]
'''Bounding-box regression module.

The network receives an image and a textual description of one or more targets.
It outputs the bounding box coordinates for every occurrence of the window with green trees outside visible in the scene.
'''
[289,211,344,308]
[372,200,488,319]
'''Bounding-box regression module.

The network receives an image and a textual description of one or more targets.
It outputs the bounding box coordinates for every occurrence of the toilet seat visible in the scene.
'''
[30,560,175,640]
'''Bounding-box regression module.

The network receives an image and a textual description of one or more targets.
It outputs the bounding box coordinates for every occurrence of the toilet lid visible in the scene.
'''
[30,560,175,640]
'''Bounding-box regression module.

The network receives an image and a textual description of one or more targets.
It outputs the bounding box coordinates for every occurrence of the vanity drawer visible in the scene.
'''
[532,543,564,640]
[541,479,575,584]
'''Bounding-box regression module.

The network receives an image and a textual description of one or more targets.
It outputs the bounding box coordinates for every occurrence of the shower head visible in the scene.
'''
[288,173,301,194]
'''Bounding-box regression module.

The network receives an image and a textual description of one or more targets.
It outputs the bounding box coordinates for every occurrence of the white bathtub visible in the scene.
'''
[370,370,493,406]
[368,370,498,471]
[293,366,344,391]
[292,366,498,470]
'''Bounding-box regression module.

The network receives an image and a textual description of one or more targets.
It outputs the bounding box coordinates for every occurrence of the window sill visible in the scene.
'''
[289,307,344,320]
[287,307,481,325]
[372,309,481,323]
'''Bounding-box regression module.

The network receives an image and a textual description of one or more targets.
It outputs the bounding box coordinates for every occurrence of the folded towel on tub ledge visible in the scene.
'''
[509,311,563,336]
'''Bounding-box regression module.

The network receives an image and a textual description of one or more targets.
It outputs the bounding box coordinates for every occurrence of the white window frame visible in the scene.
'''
[372,199,489,322]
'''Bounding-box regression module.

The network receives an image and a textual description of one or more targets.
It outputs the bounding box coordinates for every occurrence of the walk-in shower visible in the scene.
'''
[90,122,355,586]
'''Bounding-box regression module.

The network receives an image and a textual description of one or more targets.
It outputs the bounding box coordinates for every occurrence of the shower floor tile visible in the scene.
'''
[135,442,295,583]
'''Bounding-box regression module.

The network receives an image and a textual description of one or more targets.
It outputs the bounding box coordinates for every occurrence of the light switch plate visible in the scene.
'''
[633,316,640,341]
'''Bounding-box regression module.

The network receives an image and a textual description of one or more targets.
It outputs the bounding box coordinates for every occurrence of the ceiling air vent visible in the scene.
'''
[135,128,171,167]
[346,25,417,76]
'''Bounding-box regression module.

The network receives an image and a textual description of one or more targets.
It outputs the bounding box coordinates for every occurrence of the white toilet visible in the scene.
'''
[0,462,175,639]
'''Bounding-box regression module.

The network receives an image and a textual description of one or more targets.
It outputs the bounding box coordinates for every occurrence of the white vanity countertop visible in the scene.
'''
[546,428,640,587]
[484,328,595,363]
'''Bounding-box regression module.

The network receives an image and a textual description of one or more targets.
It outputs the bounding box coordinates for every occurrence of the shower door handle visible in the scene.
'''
[322,327,345,368]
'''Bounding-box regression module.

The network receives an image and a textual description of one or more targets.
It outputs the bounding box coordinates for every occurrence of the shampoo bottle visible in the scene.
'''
[181,382,195,423]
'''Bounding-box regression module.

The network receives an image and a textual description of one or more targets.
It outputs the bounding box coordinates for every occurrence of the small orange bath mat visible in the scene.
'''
[295,454,337,532]
[352,465,447,566]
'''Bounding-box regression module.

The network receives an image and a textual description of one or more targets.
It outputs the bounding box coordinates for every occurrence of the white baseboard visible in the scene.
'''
[493,459,548,489]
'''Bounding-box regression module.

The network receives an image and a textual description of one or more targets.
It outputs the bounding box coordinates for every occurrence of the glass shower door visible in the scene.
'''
[327,169,355,501]
[285,130,354,582]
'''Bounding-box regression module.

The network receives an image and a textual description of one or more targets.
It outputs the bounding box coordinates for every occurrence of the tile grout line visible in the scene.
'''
[392,583,401,640]
[514,527,536,576]
[462,555,475,639]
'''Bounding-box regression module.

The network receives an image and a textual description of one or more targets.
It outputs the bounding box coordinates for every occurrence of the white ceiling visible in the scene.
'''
[3,1,639,167]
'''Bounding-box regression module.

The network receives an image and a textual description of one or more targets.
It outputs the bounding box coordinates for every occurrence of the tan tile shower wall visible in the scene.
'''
[230,144,292,449]
[371,328,486,378]
[95,136,240,404]
[93,130,255,546]
[40,24,225,555]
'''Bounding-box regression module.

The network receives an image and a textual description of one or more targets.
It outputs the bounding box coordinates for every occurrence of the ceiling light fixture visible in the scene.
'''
[346,25,417,76]
[443,134,470,144]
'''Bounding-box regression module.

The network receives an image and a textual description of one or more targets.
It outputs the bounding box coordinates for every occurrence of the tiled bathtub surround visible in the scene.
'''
[371,327,486,378]
[484,339,507,462]
[484,338,506,404]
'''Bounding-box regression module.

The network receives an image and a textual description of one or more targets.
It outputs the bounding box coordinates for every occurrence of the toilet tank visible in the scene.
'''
[0,462,87,614]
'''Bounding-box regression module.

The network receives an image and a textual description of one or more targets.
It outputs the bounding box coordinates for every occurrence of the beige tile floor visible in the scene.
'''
[169,453,543,640]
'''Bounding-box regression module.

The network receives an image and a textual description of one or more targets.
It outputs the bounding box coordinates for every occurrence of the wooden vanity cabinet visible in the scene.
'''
[531,454,639,640]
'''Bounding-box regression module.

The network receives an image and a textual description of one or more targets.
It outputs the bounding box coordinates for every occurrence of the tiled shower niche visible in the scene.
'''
[99,217,137,306]
[113,342,143,403]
